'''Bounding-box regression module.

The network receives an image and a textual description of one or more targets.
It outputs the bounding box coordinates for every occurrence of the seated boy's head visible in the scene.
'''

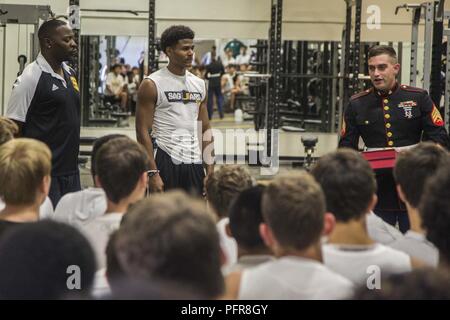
[0,138,51,206]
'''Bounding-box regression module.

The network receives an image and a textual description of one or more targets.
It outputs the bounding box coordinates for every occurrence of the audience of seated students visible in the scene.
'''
[235,46,250,66]
[126,71,139,115]
[114,191,225,299]
[222,48,236,67]
[53,134,125,226]
[225,172,354,300]
[353,268,450,300]
[221,64,242,112]
[0,117,53,218]
[391,143,448,267]
[0,138,52,238]
[311,149,412,285]
[104,63,127,111]
[226,185,274,273]
[80,137,149,269]
[420,165,450,271]
[0,220,96,299]
[205,165,255,273]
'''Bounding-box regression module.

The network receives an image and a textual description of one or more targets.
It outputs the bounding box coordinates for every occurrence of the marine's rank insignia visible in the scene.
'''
[341,118,346,136]
[431,105,444,126]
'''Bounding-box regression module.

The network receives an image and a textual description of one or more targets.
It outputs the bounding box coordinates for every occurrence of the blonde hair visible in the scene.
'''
[0,138,51,205]
[0,117,19,146]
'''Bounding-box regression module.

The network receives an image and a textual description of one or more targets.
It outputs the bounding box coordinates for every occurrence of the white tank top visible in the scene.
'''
[146,67,206,164]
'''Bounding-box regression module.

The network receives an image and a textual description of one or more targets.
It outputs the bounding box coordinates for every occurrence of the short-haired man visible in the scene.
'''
[311,149,412,285]
[6,19,81,207]
[80,137,149,269]
[339,45,449,233]
[136,25,214,195]
[226,172,354,300]
[392,143,448,267]
[0,138,52,238]
[115,191,225,299]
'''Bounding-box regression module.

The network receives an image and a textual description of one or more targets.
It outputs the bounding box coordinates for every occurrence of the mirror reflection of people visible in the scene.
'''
[104,64,127,111]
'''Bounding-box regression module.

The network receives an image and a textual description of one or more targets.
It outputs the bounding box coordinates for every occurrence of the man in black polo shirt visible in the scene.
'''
[6,19,80,207]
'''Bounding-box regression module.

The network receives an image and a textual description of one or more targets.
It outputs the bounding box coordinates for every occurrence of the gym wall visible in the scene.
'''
[1,0,449,113]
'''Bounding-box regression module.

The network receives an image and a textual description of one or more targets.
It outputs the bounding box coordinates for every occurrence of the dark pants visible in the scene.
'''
[373,208,410,233]
[207,86,224,120]
[48,172,81,208]
[155,148,205,197]
[372,168,410,233]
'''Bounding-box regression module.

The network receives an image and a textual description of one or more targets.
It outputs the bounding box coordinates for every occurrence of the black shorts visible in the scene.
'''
[48,172,81,207]
[155,148,205,197]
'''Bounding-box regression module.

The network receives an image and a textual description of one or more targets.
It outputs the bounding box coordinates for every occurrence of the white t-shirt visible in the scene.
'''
[91,268,111,298]
[239,256,354,300]
[222,73,235,95]
[105,72,125,96]
[366,211,403,245]
[146,67,206,164]
[217,217,237,274]
[227,255,274,274]
[53,188,106,228]
[236,54,250,65]
[389,230,439,267]
[80,212,123,270]
[0,197,53,220]
[322,243,412,285]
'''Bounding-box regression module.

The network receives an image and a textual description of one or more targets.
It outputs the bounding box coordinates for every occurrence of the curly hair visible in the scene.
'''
[160,25,194,53]
[420,165,450,265]
[205,165,254,218]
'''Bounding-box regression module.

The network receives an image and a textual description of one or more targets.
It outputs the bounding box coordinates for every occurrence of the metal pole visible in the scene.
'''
[443,28,450,132]
[423,2,434,91]
[1,24,5,115]
[353,0,362,93]
[266,1,277,159]
[338,36,345,137]
[430,1,444,105]
[69,0,80,77]
[343,0,352,108]
[331,42,338,133]
[397,42,403,84]
[147,0,156,74]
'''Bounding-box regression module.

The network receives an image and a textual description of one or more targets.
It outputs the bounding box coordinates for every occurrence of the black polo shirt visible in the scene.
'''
[6,53,80,176]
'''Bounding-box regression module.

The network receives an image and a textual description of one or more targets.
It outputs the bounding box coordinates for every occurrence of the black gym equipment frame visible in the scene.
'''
[147,0,157,74]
